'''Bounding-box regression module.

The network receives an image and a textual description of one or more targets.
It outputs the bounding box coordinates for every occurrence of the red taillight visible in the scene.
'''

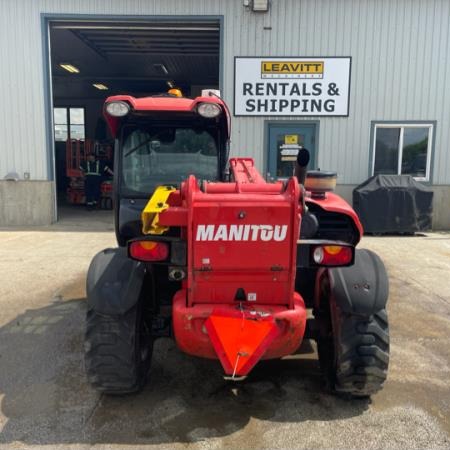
[129,240,169,261]
[312,245,353,266]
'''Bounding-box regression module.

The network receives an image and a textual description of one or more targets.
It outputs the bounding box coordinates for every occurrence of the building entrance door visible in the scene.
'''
[267,122,317,179]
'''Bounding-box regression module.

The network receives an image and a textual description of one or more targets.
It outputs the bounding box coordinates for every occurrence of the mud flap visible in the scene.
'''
[328,248,389,316]
[86,247,145,316]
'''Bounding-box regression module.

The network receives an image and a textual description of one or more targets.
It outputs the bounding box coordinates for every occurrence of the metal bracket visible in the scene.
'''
[141,185,176,235]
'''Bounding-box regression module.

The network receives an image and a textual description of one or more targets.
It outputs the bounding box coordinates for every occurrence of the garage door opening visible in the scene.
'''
[48,19,221,224]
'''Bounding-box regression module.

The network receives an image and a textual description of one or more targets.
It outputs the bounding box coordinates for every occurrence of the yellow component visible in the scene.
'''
[285,134,298,145]
[141,185,176,235]
[168,88,183,97]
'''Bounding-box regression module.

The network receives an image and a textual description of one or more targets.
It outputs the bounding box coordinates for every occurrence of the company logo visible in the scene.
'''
[261,61,324,79]
[196,224,288,242]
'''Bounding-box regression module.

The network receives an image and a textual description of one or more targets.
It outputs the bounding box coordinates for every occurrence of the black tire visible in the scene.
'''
[316,274,390,398]
[84,302,153,394]
[333,309,389,397]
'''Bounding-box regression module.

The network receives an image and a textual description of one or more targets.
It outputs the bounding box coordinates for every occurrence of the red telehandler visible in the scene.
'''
[84,93,389,397]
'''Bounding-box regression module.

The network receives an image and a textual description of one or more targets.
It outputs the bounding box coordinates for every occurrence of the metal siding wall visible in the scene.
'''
[227,0,450,184]
[0,0,449,184]
[0,0,46,180]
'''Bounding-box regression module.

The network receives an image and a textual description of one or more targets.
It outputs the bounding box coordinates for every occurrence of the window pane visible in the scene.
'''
[70,108,85,125]
[54,107,67,125]
[122,126,218,194]
[54,124,68,141]
[401,127,429,177]
[374,128,400,175]
[70,124,85,140]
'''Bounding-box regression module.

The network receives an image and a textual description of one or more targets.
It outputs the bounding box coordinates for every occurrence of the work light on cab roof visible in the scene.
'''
[105,100,130,117]
[197,102,221,118]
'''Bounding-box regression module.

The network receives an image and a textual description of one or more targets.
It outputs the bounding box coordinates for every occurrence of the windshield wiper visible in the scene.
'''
[124,137,154,157]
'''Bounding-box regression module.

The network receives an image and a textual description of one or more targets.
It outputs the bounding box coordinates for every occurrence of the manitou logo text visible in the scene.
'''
[195,224,288,242]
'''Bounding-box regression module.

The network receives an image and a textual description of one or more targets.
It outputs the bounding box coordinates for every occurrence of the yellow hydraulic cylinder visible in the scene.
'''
[141,185,176,235]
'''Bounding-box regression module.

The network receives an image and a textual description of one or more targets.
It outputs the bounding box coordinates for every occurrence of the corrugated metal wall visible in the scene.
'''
[0,0,449,184]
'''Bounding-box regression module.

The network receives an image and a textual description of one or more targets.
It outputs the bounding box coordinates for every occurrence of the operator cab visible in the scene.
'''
[104,92,230,245]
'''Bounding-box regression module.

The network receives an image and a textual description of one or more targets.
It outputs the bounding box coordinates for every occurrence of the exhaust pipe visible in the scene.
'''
[294,148,310,186]
[295,147,319,237]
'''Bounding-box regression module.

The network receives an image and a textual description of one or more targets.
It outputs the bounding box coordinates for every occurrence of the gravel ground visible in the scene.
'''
[0,209,449,449]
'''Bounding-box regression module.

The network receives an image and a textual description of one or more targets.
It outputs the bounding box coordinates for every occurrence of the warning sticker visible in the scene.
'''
[285,135,298,144]
[280,143,301,162]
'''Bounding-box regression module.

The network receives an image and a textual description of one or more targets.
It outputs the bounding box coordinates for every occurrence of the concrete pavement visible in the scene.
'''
[0,212,449,449]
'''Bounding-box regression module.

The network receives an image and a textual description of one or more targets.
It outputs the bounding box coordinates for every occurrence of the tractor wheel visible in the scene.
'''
[316,273,390,398]
[84,301,153,394]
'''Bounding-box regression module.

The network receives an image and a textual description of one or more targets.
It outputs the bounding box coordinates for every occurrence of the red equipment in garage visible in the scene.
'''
[66,138,91,178]
[66,139,89,204]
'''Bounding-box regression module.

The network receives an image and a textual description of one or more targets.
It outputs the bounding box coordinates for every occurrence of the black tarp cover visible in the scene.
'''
[353,175,433,233]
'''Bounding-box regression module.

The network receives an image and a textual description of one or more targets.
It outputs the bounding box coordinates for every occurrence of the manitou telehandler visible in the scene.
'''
[84,92,389,397]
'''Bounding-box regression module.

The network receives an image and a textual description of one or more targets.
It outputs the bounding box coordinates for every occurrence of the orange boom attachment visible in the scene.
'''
[135,158,307,378]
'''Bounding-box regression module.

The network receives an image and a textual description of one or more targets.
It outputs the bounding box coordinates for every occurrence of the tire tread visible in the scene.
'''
[84,308,150,394]
[334,309,389,397]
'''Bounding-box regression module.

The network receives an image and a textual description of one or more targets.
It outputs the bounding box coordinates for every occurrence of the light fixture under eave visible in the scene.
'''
[166,80,175,88]
[153,63,169,75]
[93,83,109,90]
[59,63,80,74]
[252,0,270,12]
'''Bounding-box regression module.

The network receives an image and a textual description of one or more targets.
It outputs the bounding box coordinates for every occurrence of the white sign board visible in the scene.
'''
[234,57,351,116]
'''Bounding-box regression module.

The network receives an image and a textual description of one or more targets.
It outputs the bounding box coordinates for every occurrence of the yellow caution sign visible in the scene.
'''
[141,185,176,235]
[285,134,298,145]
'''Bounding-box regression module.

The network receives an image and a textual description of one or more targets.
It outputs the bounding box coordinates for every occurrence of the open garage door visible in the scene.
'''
[48,19,221,224]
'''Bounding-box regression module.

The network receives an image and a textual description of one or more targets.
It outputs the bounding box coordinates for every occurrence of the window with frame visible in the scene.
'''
[54,107,85,141]
[372,123,434,181]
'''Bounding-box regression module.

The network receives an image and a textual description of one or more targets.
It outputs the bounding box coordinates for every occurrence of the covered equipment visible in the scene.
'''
[353,175,433,234]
